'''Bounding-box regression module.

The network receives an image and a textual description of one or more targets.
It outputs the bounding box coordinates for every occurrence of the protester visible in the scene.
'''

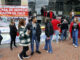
[9,19,17,50]
[69,17,80,48]
[61,19,68,40]
[18,19,31,60]
[51,16,61,43]
[27,16,41,56]
[44,18,54,53]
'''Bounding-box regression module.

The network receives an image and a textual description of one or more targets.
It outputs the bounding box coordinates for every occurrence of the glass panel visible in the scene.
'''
[5,0,21,5]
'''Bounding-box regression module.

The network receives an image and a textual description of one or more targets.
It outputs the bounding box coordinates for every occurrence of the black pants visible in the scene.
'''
[20,46,29,56]
[10,35,16,48]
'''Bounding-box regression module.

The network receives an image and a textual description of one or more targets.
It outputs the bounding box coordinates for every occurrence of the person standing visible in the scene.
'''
[69,18,80,48]
[18,19,31,60]
[27,16,41,56]
[41,7,44,16]
[0,30,3,45]
[47,10,54,20]
[51,16,61,43]
[9,19,17,50]
[44,19,54,53]
[61,19,68,40]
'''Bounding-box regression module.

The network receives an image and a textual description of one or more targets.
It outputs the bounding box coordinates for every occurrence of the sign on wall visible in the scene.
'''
[0,5,28,17]
[0,5,28,33]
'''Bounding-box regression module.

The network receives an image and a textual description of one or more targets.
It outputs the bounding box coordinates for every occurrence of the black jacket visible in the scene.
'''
[45,22,54,37]
[9,24,17,36]
[61,20,68,30]
[26,22,41,42]
[41,8,44,16]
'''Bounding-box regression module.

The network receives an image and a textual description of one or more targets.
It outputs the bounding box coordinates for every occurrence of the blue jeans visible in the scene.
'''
[54,30,59,42]
[72,29,78,46]
[61,29,67,40]
[44,35,53,53]
[31,35,40,52]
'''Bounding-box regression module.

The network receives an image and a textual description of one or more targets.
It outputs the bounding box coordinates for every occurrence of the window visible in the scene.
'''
[56,2,63,11]
[5,0,21,5]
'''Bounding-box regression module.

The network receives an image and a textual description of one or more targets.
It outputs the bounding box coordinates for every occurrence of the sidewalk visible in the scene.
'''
[0,39,80,60]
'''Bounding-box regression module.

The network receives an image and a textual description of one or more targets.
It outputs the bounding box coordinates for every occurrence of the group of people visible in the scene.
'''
[8,14,80,60]
[41,7,54,23]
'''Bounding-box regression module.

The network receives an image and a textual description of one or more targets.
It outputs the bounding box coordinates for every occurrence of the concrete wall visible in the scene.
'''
[0,0,28,6]
[0,0,5,5]
[21,0,28,5]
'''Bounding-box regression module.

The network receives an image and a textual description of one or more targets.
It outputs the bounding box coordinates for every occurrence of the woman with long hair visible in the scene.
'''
[9,19,17,50]
[18,19,30,60]
[69,17,80,48]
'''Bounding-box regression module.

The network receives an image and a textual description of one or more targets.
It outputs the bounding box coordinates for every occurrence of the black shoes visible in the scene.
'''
[10,47,13,50]
[14,45,17,48]
[18,54,30,60]
[36,51,41,54]
[18,54,23,60]
[23,55,30,58]
[31,52,34,56]
[31,51,41,56]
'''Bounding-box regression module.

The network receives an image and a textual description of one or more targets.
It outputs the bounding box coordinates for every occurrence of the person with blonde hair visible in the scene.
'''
[9,19,17,50]
[69,17,80,48]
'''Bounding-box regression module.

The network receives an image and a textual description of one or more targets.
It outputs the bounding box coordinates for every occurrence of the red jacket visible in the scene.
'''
[51,19,61,30]
[50,11,53,19]
[44,11,47,17]
[69,22,80,38]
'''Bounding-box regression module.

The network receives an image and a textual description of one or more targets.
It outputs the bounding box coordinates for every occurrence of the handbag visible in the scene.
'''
[17,32,19,36]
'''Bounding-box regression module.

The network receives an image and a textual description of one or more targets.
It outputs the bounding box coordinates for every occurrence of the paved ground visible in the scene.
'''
[0,39,80,60]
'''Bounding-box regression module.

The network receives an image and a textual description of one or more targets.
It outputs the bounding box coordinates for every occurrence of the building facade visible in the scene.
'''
[0,0,80,15]
[0,0,28,6]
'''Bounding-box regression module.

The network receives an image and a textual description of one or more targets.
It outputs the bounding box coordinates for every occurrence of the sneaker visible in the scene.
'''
[43,48,48,51]
[18,54,23,60]
[74,45,78,48]
[47,51,53,54]
[31,52,34,56]
[23,55,30,58]
[73,44,75,46]
[36,51,41,54]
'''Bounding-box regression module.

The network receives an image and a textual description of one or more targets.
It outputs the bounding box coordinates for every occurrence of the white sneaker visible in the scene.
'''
[74,45,78,48]
[73,44,75,46]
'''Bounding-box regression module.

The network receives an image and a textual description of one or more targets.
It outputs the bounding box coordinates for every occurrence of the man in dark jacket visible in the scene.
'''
[27,16,41,56]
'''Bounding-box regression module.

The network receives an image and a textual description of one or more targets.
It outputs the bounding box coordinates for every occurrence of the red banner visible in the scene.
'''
[0,5,28,17]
